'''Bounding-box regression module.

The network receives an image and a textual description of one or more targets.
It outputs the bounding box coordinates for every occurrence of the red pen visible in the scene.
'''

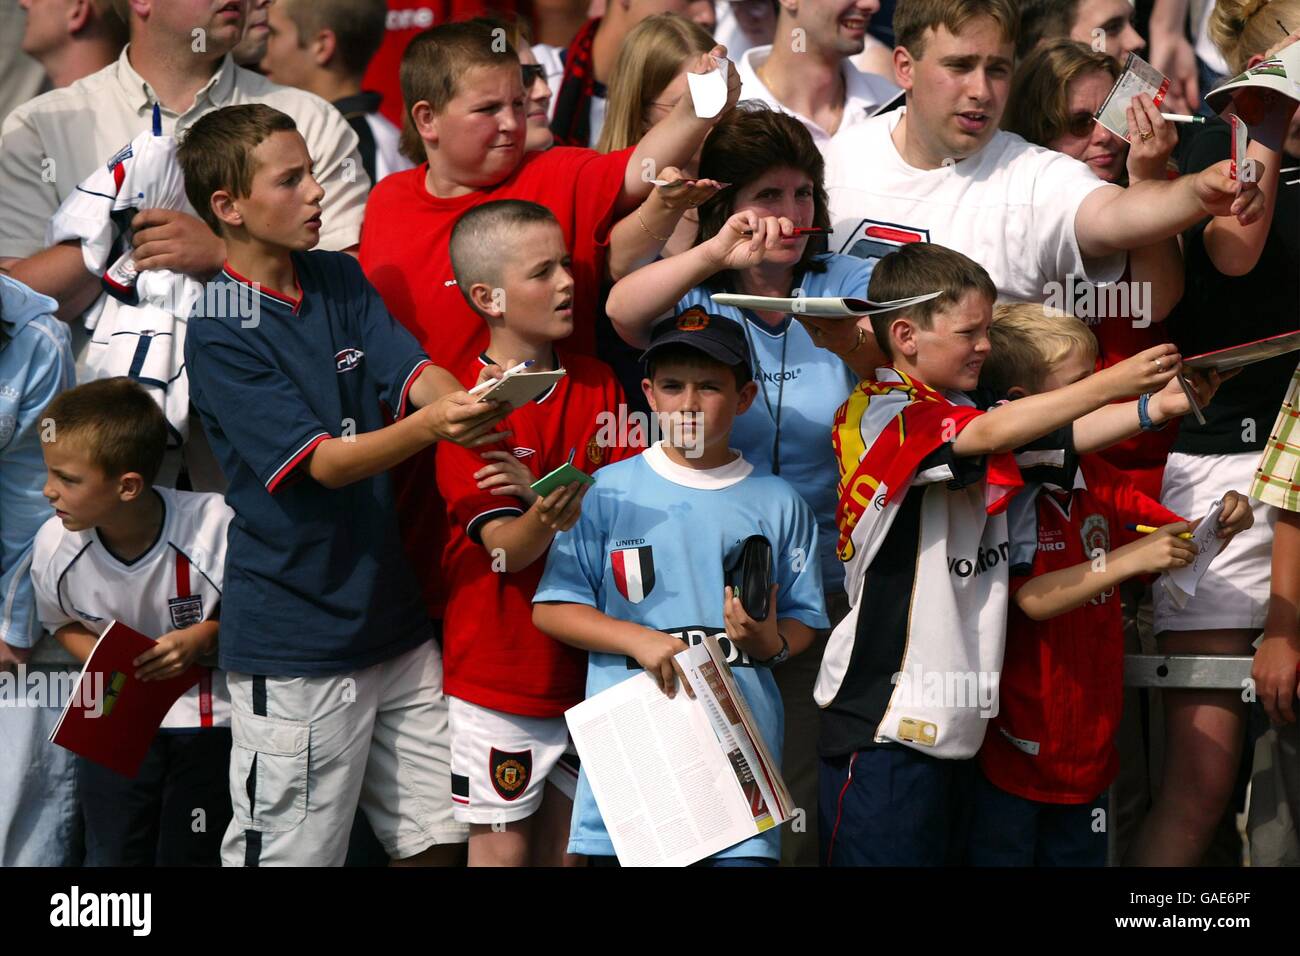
[740,226,829,237]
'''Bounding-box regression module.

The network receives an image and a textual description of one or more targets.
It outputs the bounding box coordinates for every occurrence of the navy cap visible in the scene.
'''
[641,307,751,368]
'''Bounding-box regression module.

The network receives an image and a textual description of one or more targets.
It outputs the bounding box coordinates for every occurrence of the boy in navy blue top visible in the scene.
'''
[179,104,509,866]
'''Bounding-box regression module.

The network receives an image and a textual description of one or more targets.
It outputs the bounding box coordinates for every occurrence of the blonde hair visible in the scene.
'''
[595,14,715,153]
[1210,0,1300,75]
[982,303,1098,395]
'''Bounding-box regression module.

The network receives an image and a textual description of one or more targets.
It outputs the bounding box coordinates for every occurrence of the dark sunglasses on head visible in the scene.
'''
[522,64,546,88]
[1065,111,1097,139]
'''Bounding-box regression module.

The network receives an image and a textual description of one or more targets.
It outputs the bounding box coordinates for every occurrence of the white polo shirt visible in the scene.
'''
[0,45,368,261]
[824,107,1126,303]
[736,45,900,154]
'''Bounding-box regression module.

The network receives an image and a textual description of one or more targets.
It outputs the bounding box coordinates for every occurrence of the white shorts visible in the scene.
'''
[1153,451,1277,634]
[220,639,468,867]
[448,696,579,825]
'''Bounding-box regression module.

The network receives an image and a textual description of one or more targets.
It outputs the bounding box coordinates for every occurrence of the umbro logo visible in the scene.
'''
[512,447,536,458]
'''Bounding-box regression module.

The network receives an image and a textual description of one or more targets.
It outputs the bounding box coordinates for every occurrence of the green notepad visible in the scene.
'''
[530,461,595,497]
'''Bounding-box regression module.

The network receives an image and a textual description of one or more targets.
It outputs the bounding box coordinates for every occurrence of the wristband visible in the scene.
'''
[1137,392,1166,432]
[755,633,790,668]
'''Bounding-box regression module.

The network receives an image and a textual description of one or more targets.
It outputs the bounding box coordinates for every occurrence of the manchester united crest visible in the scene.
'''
[586,435,605,466]
[1080,513,1110,557]
[490,748,532,801]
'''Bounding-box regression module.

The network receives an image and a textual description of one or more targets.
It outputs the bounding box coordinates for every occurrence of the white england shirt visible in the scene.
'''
[824,108,1127,301]
[31,487,233,730]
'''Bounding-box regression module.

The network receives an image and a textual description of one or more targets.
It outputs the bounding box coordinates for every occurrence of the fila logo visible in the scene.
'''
[512,447,536,459]
[611,546,655,603]
[335,348,364,372]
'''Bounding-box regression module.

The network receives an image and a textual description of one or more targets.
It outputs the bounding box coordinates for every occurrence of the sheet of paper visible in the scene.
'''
[687,56,729,119]
[1230,115,1252,181]
[1159,499,1224,610]
[1095,52,1170,140]
[565,658,761,867]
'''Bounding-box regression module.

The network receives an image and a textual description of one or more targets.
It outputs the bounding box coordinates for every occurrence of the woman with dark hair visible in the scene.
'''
[606,105,879,866]
[1004,38,1184,504]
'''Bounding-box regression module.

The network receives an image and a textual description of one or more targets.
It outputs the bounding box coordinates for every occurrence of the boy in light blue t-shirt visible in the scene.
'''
[533,310,828,865]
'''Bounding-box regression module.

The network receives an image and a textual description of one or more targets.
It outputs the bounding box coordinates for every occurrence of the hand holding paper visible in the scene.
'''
[684,48,739,120]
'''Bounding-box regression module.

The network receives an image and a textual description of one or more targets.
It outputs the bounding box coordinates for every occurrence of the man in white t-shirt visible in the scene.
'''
[0,0,367,326]
[825,0,1265,303]
[737,0,899,153]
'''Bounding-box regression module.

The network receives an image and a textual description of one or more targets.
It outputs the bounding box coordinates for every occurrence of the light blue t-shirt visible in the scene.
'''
[1,276,74,650]
[677,253,871,595]
[534,443,828,861]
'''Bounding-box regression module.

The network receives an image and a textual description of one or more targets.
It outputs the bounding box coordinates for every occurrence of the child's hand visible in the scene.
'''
[423,391,511,449]
[134,626,209,681]
[475,450,539,505]
[652,167,727,213]
[632,630,694,699]
[1149,367,1222,421]
[1215,490,1255,542]
[1097,343,1181,400]
[532,482,589,532]
[723,584,781,662]
[706,210,796,270]
[1122,521,1199,575]
[0,640,30,674]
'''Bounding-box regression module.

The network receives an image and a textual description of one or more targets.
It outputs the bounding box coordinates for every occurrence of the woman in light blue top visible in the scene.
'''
[607,104,885,604]
[0,273,80,865]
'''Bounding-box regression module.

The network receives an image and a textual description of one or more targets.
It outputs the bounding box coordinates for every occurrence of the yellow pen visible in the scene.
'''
[1128,524,1194,541]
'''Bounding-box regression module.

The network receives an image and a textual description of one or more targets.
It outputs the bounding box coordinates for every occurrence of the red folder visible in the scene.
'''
[1184,330,1300,372]
[49,620,201,778]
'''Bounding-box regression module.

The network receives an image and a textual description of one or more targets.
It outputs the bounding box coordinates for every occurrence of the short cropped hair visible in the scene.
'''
[645,343,753,389]
[42,378,167,484]
[280,0,387,77]
[449,200,559,313]
[178,104,299,234]
[398,19,518,164]
[894,0,1020,60]
[866,243,997,360]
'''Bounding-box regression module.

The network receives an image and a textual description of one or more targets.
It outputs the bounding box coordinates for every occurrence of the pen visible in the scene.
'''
[1127,524,1194,540]
[1160,113,1206,124]
[468,359,535,396]
[740,226,829,237]
[567,447,576,465]
[1176,372,1207,426]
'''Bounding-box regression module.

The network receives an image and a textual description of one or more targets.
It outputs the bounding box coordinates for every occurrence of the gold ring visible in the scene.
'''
[1140,129,1154,141]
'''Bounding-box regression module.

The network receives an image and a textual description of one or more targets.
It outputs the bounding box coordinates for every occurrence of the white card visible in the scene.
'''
[687,56,729,119]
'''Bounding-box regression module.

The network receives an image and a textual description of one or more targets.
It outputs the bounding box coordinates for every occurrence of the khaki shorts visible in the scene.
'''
[221,639,468,866]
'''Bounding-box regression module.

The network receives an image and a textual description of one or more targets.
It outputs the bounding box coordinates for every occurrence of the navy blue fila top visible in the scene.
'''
[185,250,432,676]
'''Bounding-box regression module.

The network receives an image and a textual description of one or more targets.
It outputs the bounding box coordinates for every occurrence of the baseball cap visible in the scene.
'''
[641,307,751,368]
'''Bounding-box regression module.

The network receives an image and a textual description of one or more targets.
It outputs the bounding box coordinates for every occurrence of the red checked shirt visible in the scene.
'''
[980,455,1182,804]
[435,351,639,717]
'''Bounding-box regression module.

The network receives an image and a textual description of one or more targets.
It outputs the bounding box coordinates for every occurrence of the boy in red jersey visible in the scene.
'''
[360,17,737,621]
[437,201,640,866]
[969,304,1253,866]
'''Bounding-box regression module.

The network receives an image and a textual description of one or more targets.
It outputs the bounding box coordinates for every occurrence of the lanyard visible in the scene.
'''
[741,310,789,476]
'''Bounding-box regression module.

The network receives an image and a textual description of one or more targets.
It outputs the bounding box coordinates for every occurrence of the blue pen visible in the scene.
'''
[567,447,576,465]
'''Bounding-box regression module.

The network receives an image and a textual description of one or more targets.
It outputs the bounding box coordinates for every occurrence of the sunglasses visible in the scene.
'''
[522,64,546,88]
[1064,111,1097,138]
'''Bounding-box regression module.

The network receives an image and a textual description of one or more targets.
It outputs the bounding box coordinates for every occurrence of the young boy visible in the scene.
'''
[815,241,1205,866]
[438,200,638,865]
[177,103,508,867]
[968,304,1253,866]
[31,378,234,866]
[257,0,414,188]
[532,310,829,865]
[359,17,739,627]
